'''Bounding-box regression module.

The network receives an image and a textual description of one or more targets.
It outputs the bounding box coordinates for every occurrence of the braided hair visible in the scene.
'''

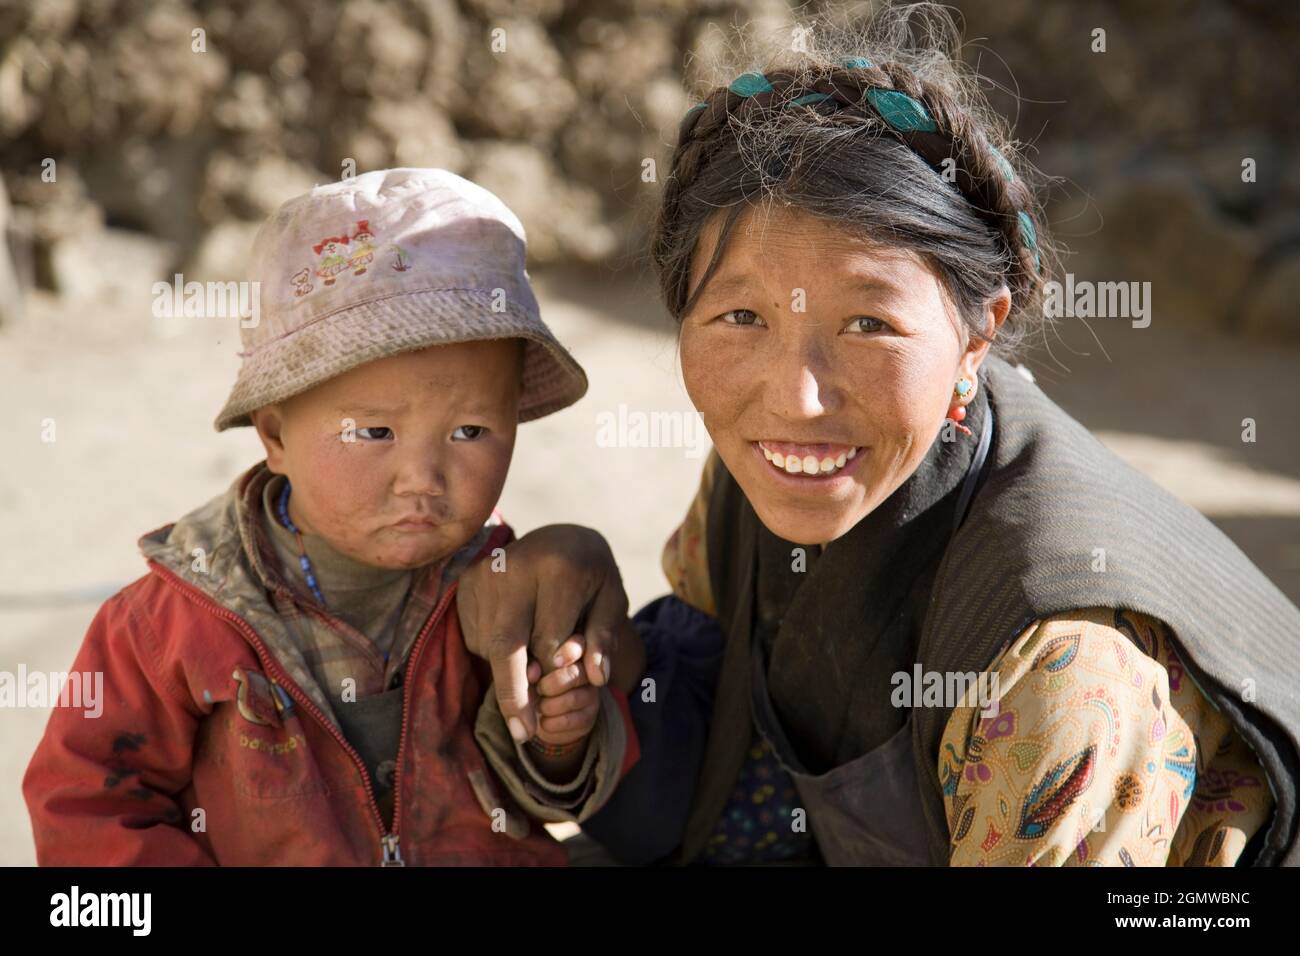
[651,20,1055,359]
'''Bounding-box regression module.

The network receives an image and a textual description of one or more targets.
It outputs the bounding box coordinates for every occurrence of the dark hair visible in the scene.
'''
[651,3,1057,358]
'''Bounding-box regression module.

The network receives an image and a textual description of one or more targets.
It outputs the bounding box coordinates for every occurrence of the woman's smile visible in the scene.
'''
[750,439,866,485]
[756,440,861,475]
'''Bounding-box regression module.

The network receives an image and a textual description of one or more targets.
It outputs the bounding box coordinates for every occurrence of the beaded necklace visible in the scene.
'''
[276,480,327,606]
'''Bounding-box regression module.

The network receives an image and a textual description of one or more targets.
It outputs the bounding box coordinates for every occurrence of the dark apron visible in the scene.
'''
[747,406,994,866]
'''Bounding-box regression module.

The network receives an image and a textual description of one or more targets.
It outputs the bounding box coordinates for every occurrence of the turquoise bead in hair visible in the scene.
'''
[728,71,775,97]
[789,92,833,107]
[992,148,1015,180]
[1018,212,1041,271]
[864,88,937,133]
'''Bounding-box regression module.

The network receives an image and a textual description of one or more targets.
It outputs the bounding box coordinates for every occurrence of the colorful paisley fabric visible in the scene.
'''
[941,608,1274,866]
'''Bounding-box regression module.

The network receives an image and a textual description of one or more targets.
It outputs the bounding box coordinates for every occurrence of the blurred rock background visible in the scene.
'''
[1,0,1298,339]
[0,0,754,300]
[1,0,1298,863]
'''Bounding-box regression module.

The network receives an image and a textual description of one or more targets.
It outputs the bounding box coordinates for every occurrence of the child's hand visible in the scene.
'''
[525,637,600,746]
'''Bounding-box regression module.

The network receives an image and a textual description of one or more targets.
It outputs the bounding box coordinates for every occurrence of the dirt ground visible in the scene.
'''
[2,266,1297,865]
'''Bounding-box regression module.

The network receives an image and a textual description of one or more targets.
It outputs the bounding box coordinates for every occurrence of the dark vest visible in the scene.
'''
[688,356,1300,865]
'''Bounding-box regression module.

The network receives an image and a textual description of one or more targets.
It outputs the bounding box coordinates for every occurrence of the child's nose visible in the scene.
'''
[391,451,447,498]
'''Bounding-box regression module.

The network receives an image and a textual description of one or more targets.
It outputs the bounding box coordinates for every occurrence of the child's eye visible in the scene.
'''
[719,308,765,327]
[356,427,393,441]
[845,316,888,334]
[452,425,485,441]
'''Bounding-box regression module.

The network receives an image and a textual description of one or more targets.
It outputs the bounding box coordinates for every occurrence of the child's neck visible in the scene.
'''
[263,476,417,597]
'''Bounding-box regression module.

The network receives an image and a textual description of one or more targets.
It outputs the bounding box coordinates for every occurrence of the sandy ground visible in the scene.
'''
[1,265,1297,865]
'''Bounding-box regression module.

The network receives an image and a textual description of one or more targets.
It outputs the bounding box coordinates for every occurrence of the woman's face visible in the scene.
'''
[679,205,1009,546]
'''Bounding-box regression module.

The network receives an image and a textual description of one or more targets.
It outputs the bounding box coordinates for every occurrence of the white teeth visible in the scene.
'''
[759,444,861,477]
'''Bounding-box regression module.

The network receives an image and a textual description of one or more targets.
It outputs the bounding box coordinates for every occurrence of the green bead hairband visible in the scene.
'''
[682,58,1041,273]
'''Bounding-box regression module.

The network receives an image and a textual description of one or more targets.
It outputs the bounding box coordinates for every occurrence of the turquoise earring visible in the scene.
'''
[948,377,975,437]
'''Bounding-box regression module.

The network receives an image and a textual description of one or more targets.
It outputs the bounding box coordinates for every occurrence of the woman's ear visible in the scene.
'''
[958,286,1012,381]
[250,405,289,474]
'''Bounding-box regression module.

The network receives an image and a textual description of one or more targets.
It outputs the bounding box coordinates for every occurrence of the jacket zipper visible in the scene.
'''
[379,580,459,866]
[148,559,458,866]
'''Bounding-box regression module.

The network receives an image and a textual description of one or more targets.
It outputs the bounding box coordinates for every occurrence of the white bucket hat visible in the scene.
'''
[214,168,588,431]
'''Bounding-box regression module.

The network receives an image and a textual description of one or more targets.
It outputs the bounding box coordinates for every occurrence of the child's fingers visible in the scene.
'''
[537,685,598,718]
[539,701,599,735]
[533,725,590,747]
[549,636,584,670]
[526,659,542,685]
[537,661,589,697]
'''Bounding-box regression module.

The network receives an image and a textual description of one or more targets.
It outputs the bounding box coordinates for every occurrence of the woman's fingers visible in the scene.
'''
[453,524,627,738]
[580,568,629,687]
[456,556,539,739]
[488,643,535,741]
[516,525,621,670]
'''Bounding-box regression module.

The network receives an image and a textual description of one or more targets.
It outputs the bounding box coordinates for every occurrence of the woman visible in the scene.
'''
[457,9,1300,866]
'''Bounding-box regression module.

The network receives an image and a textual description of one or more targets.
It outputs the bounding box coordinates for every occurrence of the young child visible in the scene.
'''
[23,168,638,866]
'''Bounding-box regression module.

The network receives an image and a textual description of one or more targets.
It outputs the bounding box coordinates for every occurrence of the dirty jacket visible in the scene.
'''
[23,465,639,866]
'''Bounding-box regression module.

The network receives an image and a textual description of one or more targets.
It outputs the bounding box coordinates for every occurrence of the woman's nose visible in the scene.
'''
[768,341,840,421]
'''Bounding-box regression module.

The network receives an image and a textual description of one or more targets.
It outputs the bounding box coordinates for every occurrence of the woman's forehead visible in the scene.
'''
[689,209,927,299]
[697,204,915,264]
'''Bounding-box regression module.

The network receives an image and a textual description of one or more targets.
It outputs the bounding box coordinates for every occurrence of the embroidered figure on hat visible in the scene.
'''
[389,243,411,272]
[291,267,314,297]
[349,220,376,276]
[312,234,351,286]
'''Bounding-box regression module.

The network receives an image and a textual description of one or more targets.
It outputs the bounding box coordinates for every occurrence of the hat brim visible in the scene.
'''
[214,288,588,431]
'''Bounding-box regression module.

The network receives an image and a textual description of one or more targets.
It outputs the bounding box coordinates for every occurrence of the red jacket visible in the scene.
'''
[24,520,638,866]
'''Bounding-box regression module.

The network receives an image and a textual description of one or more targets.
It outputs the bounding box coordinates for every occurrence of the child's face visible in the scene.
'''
[253,339,523,570]
[678,205,1007,547]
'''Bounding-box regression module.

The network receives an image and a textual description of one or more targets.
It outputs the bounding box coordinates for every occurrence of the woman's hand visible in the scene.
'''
[456,524,631,740]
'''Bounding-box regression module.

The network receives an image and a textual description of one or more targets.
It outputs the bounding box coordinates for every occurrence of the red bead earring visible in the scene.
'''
[947,377,975,437]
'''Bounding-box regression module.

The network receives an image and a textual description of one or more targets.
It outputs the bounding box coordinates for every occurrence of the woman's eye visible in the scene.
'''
[356,427,393,441]
[845,316,888,334]
[452,425,485,441]
[719,308,764,327]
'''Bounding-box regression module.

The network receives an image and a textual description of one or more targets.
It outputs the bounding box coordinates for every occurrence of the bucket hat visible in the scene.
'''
[214,168,587,431]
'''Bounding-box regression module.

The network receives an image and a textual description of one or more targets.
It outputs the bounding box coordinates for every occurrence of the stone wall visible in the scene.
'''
[1,0,1295,339]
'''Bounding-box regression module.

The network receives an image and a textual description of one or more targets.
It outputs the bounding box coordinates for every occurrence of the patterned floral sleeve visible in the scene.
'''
[660,449,721,617]
[940,608,1275,866]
